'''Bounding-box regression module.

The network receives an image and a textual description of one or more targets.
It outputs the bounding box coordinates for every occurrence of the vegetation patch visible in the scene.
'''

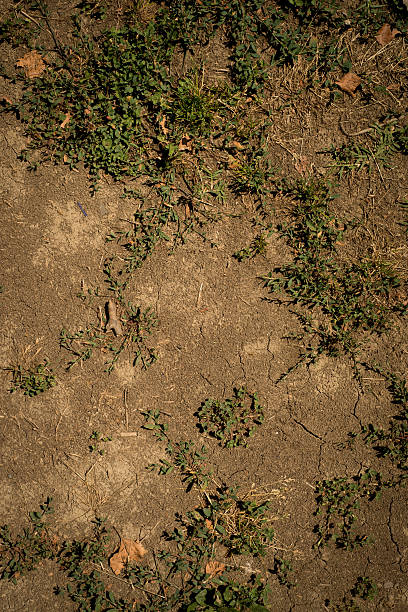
[5,360,56,396]
[196,387,265,448]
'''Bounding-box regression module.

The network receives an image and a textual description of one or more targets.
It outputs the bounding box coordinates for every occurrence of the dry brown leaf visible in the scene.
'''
[335,72,361,96]
[205,519,215,533]
[230,140,245,150]
[16,50,46,78]
[159,115,169,135]
[60,113,71,129]
[110,538,146,575]
[294,156,309,175]
[376,24,400,46]
[205,560,226,578]
[178,134,193,151]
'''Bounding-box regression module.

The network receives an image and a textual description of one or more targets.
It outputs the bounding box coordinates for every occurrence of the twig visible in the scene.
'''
[123,388,129,430]
[339,117,398,137]
[20,9,42,29]
[196,282,203,308]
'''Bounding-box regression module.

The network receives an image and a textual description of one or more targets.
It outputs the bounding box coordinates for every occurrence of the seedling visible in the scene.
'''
[325,576,378,610]
[196,387,265,448]
[233,229,272,261]
[6,361,56,396]
[89,431,112,455]
[143,410,212,491]
[272,557,297,588]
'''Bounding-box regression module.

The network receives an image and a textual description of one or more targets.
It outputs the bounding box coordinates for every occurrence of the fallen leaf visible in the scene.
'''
[205,560,226,578]
[60,112,71,129]
[159,115,169,135]
[229,140,245,150]
[376,24,400,46]
[294,156,309,175]
[110,538,146,575]
[335,72,361,96]
[1,96,13,105]
[205,519,215,533]
[16,50,46,78]
[178,134,192,151]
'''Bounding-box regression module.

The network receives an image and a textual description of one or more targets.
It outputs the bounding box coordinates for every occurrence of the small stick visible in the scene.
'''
[196,282,203,308]
[123,388,129,430]
[118,432,138,437]
[107,300,123,336]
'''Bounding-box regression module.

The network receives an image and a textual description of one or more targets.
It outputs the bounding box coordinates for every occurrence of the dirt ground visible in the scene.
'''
[0,1,407,610]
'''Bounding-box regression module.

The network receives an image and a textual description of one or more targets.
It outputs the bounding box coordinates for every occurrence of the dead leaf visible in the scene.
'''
[159,115,169,135]
[294,156,309,175]
[335,72,361,96]
[110,538,146,575]
[229,140,245,150]
[205,519,215,533]
[205,560,226,578]
[16,50,46,78]
[376,24,400,46]
[60,113,71,129]
[1,96,13,105]
[178,134,192,151]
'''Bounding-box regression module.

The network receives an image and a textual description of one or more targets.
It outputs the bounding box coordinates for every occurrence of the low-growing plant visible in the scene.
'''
[233,228,273,261]
[353,366,408,471]
[261,178,403,377]
[5,360,56,396]
[325,576,378,610]
[326,118,407,178]
[60,298,157,373]
[142,409,212,491]
[2,496,273,610]
[272,557,296,588]
[196,387,265,448]
[0,497,55,583]
[313,468,396,550]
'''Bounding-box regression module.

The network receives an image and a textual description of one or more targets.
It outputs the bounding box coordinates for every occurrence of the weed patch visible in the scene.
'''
[353,367,408,472]
[5,360,56,396]
[313,468,398,550]
[261,178,403,378]
[60,295,157,373]
[195,387,265,448]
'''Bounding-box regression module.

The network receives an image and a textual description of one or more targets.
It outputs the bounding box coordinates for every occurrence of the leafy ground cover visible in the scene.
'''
[0,0,407,609]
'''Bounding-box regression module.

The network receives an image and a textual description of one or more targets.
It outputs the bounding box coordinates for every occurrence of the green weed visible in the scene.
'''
[354,366,408,471]
[2,496,273,610]
[89,431,112,455]
[233,231,270,261]
[326,119,407,178]
[143,409,212,491]
[325,576,378,610]
[313,468,395,550]
[0,498,55,583]
[272,557,296,588]
[261,178,403,377]
[5,360,56,396]
[196,387,265,448]
[60,297,157,373]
